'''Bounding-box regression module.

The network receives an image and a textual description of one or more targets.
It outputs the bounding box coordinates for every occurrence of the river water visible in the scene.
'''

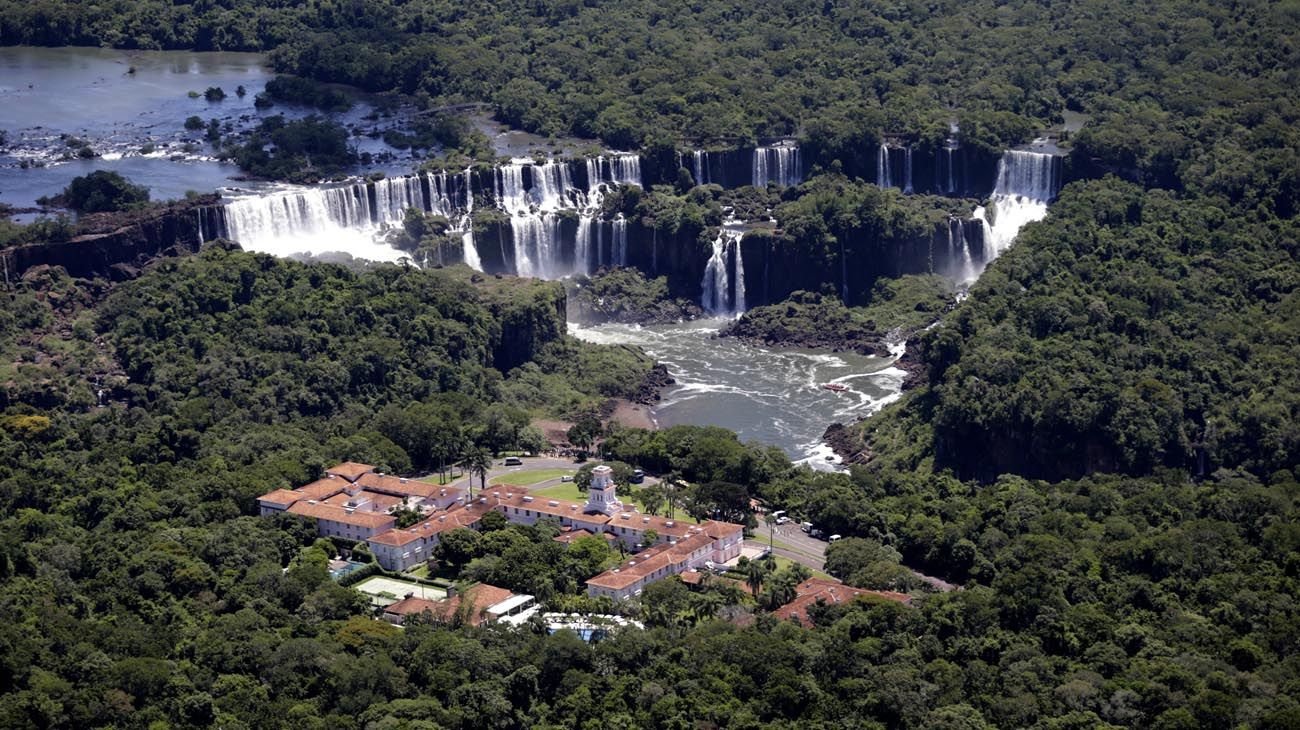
[0,46,419,214]
[570,319,906,469]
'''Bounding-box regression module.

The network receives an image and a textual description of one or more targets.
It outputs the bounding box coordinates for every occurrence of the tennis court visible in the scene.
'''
[353,576,447,607]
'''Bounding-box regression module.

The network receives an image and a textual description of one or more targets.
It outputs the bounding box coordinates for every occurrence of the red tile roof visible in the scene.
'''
[384,584,517,627]
[324,489,405,511]
[327,462,375,482]
[773,578,912,628]
[585,532,715,591]
[553,528,594,544]
[285,500,396,530]
[295,477,349,501]
[367,498,497,547]
[355,472,448,500]
[257,489,303,506]
[494,492,611,525]
[679,570,705,586]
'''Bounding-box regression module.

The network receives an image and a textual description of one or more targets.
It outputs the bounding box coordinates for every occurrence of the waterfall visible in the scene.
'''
[903,147,913,194]
[574,216,593,276]
[945,217,975,283]
[994,150,1061,201]
[496,163,530,214]
[946,147,956,194]
[651,227,658,272]
[213,153,644,279]
[752,146,801,187]
[701,228,745,316]
[586,154,642,195]
[512,214,562,279]
[693,151,708,186]
[972,149,1063,273]
[877,144,892,188]
[460,168,481,271]
[221,183,409,262]
[373,175,425,224]
[613,217,628,267]
[531,160,576,211]
[733,233,746,313]
[611,155,642,187]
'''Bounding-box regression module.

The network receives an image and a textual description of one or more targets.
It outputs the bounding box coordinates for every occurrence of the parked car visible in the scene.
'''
[560,475,573,482]
[829,534,843,542]
[800,522,813,532]
[810,528,825,539]
[630,469,645,484]
[503,456,522,466]
[776,516,791,525]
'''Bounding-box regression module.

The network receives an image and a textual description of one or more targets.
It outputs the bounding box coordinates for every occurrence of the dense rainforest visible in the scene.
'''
[2,0,1300,728]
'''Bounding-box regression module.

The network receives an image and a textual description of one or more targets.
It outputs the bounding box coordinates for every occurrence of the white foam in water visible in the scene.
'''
[571,319,907,470]
[972,147,1061,274]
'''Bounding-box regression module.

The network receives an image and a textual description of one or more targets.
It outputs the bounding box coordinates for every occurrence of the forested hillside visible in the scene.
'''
[2,0,1300,728]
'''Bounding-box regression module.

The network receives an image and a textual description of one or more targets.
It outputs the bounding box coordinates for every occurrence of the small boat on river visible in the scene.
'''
[821,383,849,393]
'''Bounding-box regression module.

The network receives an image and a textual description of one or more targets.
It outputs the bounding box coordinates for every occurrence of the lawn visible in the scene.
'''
[529,483,700,523]
[771,555,834,582]
[490,468,575,487]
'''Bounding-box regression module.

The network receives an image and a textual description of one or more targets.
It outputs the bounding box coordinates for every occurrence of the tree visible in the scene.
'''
[433,528,481,569]
[566,411,602,457]
[56,171,149,213]
[466,448,492,499]
[744,558,769,598]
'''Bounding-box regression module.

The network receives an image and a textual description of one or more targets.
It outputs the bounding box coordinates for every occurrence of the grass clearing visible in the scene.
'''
[491,468,575,486]
[771,555,834,582]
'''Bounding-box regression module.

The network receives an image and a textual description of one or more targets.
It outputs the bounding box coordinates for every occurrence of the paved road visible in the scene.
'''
[749,522,960,591]
[747,522,831,571]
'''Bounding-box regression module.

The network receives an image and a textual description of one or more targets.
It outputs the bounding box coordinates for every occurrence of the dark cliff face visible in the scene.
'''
[2,196,223,283]
[482,280,569,373]
[472,214,985,310]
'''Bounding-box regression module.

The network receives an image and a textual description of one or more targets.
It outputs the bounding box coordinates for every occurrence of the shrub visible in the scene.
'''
[59,171,150,213]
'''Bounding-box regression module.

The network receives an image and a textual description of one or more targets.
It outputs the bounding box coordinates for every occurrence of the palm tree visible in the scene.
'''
[662,471,685,519]
[764,513,776,551]
[466,447,492,499]
[745,559,768,598]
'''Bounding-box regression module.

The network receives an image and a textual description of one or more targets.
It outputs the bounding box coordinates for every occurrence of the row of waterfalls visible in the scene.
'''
[203,143,1062,315]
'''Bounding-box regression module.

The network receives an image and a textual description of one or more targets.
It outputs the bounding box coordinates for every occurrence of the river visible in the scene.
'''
[570,319,906,470]
[0,46,421,215]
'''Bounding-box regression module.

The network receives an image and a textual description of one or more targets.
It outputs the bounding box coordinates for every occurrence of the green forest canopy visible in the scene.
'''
[1,0,1299,728]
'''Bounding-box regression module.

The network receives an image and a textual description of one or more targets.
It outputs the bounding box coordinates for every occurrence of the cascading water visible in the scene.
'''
[692,151,708,186]
[613,217,628,267]
[222,182,404,262]
[752,146,801,188]
[574,216,593,276]
[877,144,892,188]
[733,232,746,313]
[460,168,481,271]
[700,228,746,316]
[948,217,975,283]
[972,148,1062,271]
[903,147,913,194]
[946,146,956,194]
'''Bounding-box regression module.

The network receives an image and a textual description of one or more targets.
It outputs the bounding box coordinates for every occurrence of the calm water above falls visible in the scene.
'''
[570,319,906,470]
[0,46,418,212]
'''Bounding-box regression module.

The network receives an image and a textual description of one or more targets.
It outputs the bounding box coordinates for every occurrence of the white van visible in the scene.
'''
[829,534,843,542]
